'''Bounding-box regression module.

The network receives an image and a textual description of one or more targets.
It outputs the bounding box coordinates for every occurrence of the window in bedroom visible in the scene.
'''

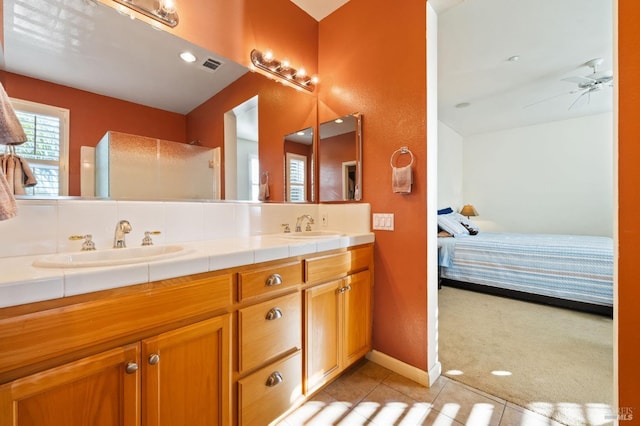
[11,98,69,196]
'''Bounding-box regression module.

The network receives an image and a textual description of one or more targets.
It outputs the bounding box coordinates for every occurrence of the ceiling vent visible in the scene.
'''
[202,58,222,72]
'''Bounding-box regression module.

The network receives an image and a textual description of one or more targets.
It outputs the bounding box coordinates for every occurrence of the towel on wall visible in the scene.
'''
[258,173,270,201]
[0,83,27,146]
[0,171,16,221]
[1,154,37,195]
[392,164,412,194]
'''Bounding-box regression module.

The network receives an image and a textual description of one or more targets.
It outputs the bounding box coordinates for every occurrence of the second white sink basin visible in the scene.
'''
[33,245,186,268]
[281,231,344,240]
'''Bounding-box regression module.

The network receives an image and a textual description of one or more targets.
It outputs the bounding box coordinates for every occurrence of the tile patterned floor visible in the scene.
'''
[276,360,564,426]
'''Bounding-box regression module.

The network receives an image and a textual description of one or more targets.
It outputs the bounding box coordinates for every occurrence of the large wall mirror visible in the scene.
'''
[318,113,362,202]
[2,0,316,203]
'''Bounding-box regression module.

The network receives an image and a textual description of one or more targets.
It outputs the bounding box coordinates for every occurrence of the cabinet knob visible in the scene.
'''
[148,353,160,365]
[345,285,352,291]
[265,273,283,286]
[265,371,284,387]
[125,362,138,374]
[265,307,283,321]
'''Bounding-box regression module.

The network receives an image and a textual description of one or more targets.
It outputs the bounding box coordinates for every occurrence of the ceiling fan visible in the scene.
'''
[561,58,613,109]
[525,58,613,110]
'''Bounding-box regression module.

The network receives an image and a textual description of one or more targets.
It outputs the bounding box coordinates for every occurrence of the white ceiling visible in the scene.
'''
[2,0,613,138]
[289,0,350,21]
[2,0,248,114]
[436,0,613,136]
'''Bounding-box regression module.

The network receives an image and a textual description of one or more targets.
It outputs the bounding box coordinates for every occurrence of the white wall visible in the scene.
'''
[437,121,464,211]
[463,112,613,236]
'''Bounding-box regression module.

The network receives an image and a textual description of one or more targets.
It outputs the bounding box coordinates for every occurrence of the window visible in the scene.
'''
[286,153,307,202]
[10,98,69,196]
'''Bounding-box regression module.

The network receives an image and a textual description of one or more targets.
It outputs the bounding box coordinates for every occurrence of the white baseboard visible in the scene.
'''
[366,350,441,387]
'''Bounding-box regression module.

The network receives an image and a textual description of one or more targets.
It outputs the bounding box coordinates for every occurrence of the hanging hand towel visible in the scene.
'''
[0,83,27,146]
[19,156,37,187]
[258,173,270,201]
[392,164,412,194]
[0,171,16,221]
[390,147,414,194]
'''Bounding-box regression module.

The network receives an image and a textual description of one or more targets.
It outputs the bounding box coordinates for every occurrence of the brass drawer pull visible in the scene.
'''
[265,371,284,387]
[125,362,138,374]
[265,273,283,286]
[265,307,283,321]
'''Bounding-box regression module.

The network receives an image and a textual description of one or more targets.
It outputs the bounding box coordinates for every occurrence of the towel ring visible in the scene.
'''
[390,146,414,168]
[261,171,269,184]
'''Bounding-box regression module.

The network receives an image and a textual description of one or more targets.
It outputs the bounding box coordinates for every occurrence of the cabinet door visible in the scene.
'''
[343,270,372,367]
[304,279,342,395]
[0,344,140,426]
[141,315,231,426]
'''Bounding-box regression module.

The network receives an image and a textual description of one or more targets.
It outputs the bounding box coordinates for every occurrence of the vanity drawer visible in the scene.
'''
[238,351,302,426]
[305,252,351,283]
[237,261,302,302]
[350,245,373,272]
[238,292,301,374]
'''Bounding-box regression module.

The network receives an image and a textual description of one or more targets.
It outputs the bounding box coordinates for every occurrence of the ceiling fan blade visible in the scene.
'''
[562,76,596,85]
[523,91,572,109]
[568,89,590,110]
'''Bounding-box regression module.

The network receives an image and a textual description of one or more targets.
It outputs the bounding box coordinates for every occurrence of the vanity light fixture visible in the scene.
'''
[250,49,318,92]
[113,0,179,27]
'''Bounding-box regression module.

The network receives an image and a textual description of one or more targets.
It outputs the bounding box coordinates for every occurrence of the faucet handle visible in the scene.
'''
[281,224,291,233]
[142,231,161,246]
[69,234,96,251]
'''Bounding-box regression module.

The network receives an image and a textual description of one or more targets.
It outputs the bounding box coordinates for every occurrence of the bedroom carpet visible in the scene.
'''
[438,286,614,426]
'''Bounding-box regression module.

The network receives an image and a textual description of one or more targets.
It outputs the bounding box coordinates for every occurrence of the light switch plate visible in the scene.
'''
[372,213,394,231]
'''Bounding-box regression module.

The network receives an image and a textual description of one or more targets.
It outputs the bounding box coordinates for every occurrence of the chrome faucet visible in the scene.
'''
[113,220,132,248]
[295,215,314,232]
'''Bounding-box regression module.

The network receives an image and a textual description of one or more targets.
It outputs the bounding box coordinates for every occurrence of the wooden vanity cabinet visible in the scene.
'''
[0,243,373,426]
[0,315,231,426]
[304,246,373,395]
[141,315,231,426]
[0,273,232,426]
[235,260,304,426]
[0,343,140,426]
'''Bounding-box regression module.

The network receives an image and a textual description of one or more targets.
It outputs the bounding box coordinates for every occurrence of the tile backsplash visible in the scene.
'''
[0,199,371,259]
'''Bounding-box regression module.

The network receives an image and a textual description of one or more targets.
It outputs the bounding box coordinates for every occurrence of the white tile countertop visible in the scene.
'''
[0,232,375,309]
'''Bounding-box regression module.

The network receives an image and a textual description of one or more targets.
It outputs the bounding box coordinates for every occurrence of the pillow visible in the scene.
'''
[453,212,480,235]
[437,214,469,237]
[438,207,454,215]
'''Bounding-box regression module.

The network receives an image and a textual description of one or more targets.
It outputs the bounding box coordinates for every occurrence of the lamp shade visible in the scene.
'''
[460,204,478,217]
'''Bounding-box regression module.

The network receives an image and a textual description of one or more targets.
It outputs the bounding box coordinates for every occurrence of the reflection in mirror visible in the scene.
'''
[284,127,314,202]
[3,0,316,202]
[318,114,362,202]
[225,96,259,201]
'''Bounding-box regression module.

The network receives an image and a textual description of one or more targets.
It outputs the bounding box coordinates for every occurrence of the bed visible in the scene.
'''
[437,232,614,316]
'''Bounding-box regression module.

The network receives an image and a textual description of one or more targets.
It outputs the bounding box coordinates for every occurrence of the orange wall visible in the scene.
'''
[318,132,356,201]
[186,72,316,201]
[0,71,187,196]
[319,0,428,369]
[617,0,640,415]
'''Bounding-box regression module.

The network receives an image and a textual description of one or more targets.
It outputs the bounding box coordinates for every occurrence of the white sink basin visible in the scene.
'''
[33,245,186,268]
[280,231,344,240]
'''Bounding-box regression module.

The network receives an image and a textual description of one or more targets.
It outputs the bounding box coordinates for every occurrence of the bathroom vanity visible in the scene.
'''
[0,240,373,425]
